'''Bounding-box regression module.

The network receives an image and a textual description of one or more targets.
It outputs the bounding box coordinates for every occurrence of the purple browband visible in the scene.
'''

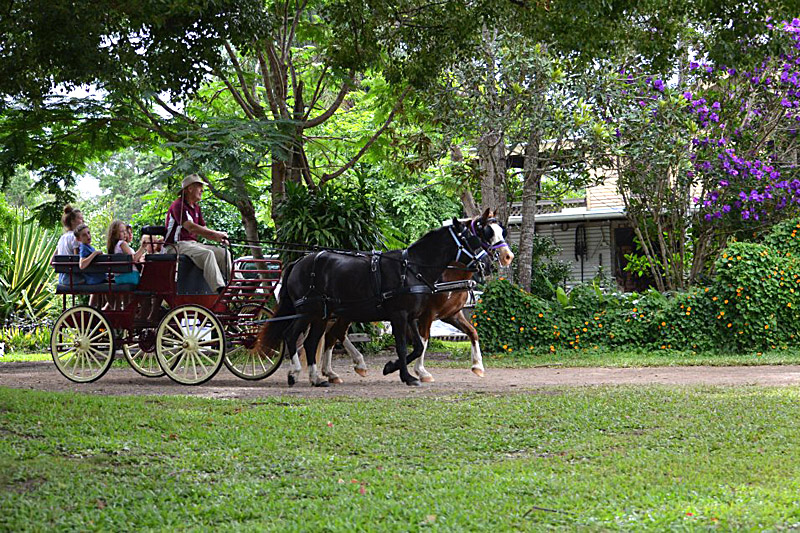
[471,219,510,251]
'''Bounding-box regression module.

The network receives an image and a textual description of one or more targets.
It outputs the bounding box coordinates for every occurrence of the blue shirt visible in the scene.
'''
[79,243,106,285]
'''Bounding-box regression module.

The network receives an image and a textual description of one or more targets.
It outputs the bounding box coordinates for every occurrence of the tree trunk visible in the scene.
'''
[517,133,541,292]
[235,196,262,259]
[451,145,480,217]
[270,158,288,221]
[478,129,507,223]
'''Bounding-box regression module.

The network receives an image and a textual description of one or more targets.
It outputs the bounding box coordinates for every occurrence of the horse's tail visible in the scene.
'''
[256,261,297,355]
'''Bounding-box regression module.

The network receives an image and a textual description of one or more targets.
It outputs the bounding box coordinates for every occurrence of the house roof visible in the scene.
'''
[508,205,626,225]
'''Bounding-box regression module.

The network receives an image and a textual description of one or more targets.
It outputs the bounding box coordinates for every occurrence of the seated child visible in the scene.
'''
[139,234,164,257]
[54,205,85,285]
[74,224,106,285]
[107,220,145,285]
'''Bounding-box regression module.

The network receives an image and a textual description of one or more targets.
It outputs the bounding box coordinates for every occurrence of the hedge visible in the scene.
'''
[474,220,800,354]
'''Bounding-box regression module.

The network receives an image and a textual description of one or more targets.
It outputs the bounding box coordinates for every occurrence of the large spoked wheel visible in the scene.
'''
[224,307,284,380]
[122,345,164,378]
[156,305,225,385]
[50,306,114,383]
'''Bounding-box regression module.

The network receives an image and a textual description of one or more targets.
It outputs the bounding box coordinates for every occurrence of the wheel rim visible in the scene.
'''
[224,306,283,380]
[51,306,114,383]
[156,305,224,385]
[122,344,164,378]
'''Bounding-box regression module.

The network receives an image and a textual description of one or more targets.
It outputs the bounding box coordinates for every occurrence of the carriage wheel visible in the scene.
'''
[224,306,284,380]
[50,306,114,383]
[155,305,225,385]
[122,345,164,378]
[122,328,164,377]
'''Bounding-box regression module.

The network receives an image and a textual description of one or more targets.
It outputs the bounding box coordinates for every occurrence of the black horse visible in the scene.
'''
[257,219,492,386]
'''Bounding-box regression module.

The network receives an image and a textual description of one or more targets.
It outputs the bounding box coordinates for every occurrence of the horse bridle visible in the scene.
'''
[470,217,510,260]
[448,224,490,274]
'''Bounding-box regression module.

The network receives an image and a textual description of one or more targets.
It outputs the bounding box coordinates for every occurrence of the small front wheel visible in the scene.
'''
[224,306,283,380]
[155,305,225,385]
[122,344,164,378]
[50,306,114,383]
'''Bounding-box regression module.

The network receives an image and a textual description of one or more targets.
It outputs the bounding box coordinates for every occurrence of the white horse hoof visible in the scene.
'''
[471,367,485,378]
[328,377,344,384]
[354,368,367,377]
[420,375,435,383]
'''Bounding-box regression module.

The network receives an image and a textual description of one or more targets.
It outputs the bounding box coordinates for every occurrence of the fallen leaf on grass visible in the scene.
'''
[95,499,106,510]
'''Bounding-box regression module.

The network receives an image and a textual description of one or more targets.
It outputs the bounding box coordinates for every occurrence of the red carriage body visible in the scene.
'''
[50,237,283,385]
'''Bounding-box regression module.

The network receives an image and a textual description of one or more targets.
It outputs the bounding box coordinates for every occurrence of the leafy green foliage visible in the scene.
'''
[0,326,50,352]
[0,196,19,272]
[520,234,571,299]
[476,218,800,354]
[0,218,58,322]
[713,241,800,351]
[274,182,384,262]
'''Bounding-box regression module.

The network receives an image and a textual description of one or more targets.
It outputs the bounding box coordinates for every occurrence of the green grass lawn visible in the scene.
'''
[3,386,800,531]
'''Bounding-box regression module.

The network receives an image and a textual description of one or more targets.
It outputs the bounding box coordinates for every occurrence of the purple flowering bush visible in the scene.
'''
[691,19,800,232]
[602,19,800,291]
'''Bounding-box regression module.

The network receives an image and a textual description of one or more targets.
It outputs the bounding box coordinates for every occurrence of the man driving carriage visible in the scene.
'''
[164,174,232,293]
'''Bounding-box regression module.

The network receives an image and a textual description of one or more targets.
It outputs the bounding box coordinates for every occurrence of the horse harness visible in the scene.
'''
[294,225,485,317]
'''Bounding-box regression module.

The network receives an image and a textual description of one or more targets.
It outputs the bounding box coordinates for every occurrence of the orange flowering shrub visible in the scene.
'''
[475,246,799,353]
[713,241,800,351]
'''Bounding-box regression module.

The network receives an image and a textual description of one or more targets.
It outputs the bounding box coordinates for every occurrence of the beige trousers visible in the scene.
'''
[167,241,232,292]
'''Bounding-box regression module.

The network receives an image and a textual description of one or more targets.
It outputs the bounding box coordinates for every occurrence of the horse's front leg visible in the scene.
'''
[387,316,420,386]
[383,318,432,381]
[411,316,435,383]
[443,313,483,377]
[320,321,342,384]
[343,337,368,377]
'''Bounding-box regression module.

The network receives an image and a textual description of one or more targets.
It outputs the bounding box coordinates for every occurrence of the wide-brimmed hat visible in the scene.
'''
[181,174,207,190]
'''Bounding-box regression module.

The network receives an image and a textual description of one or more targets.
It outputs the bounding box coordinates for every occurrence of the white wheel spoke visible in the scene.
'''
[87,331,110,343]
[86,349,105,368]
[164,350,182,368]
[166,324,185,341]
[198,338,221,347]
[190,352,199,380]
[195,316,210,337]
[84,317,103,341]
[197,349,218,368]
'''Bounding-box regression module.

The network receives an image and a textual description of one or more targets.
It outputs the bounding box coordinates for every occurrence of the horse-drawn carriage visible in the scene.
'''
[50,211,514,388]
[50,226,283,385]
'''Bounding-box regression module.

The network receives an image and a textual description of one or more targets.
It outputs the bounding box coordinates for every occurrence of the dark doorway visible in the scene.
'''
[614,227,655,292]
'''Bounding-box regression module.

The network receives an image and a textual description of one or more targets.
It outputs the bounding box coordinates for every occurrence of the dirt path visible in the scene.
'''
[4,356,800,400]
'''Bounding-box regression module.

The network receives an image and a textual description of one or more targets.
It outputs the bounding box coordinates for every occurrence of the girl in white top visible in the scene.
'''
[106,220,146,285]
[54,205,84,285]
[105,220,146,310]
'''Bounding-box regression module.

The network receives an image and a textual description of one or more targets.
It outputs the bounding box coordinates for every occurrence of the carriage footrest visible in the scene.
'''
[433,280,476,293]
[56,283,137,294]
